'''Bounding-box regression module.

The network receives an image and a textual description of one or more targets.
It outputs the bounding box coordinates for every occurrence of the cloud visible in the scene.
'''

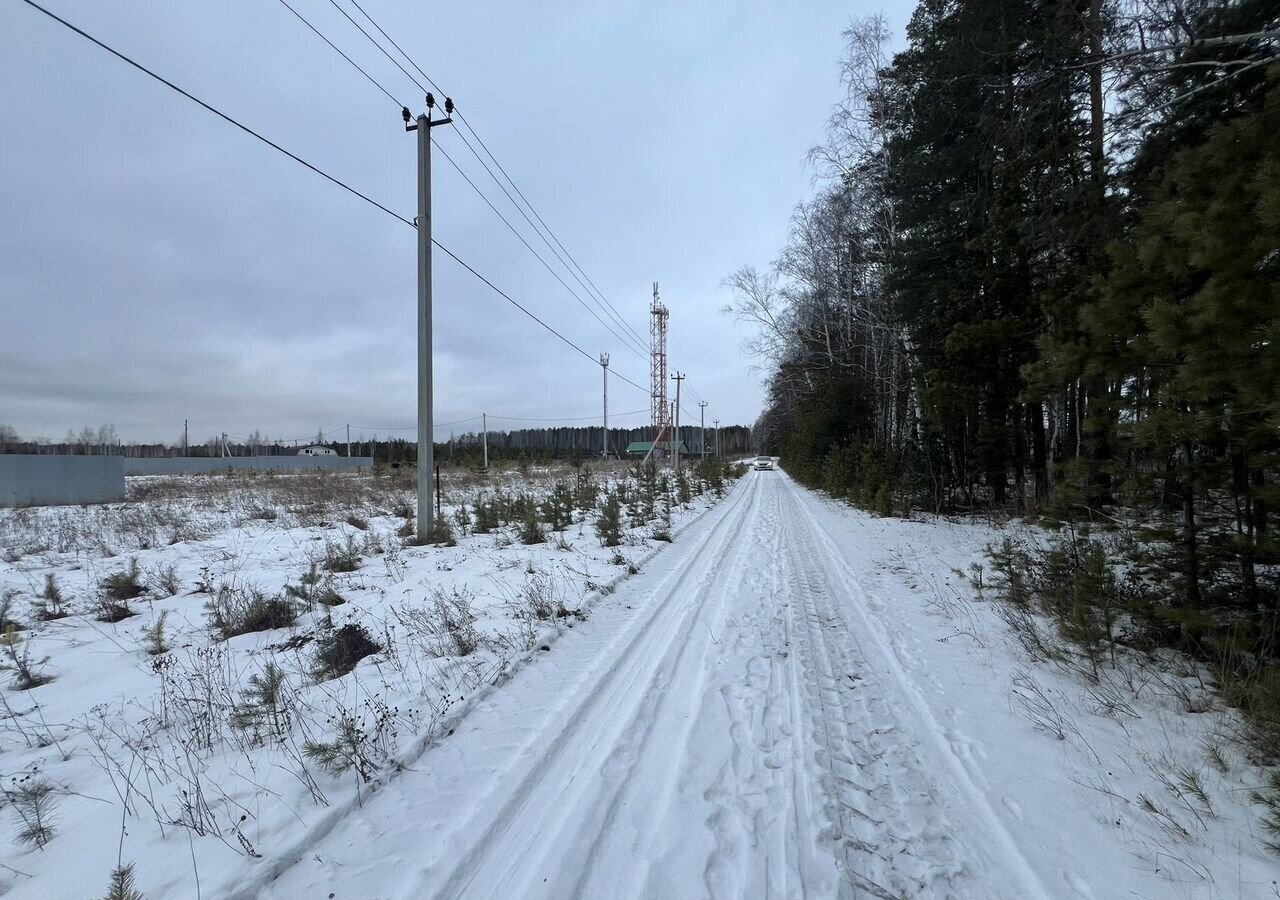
[0,0,900,443]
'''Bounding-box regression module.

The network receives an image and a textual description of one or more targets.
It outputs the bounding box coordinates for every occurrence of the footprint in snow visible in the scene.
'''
[1000,796,1024,823]
[1063,870,1094,898]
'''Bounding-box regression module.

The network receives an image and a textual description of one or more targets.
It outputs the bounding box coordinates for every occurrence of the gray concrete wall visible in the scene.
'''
[122,456,374,476]
[0,455,126,507]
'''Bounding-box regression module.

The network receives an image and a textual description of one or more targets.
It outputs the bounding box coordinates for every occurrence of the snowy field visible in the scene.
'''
[0,462,736,898]
[1,465,1276,898]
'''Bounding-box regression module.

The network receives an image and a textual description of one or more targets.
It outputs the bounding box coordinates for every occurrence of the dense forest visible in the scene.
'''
[733,0,1279,748]
[0,423,754,463]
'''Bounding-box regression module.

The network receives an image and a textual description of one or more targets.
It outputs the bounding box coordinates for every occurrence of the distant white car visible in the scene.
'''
[753,456,773,471]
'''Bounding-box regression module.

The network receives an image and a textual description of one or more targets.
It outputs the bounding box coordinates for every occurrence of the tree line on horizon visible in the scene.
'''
[0,423,755,463]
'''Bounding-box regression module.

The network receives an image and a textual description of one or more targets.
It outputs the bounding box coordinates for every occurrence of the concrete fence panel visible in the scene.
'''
[0,455,126,507]
[121,457,375,476]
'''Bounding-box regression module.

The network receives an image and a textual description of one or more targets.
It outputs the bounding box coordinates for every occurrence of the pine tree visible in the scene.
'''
[100,863,145,900]
[1090,47,1280,609]
[596,493,624,547]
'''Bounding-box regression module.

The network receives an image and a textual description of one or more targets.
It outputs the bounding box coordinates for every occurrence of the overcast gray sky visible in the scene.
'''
[1,0,904,446]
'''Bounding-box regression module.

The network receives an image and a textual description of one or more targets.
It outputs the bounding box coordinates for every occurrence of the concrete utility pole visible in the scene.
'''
[482,413,488,470]
[713,418,720,457]
[698,401,708,460]
[599,353,610,461]
[183,419,188,457]
[346,424,351,459]
[405,95,453,543]
[671,372,684,473]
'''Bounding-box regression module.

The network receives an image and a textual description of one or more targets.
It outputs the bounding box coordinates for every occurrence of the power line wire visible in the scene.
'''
[17,0,415,228]
[272,0,401,107]
[428,241,601,367]
[324,0,428,94]
[433,138,649,360]
[273,0,650,363]
[455,109,651,350]
[347,0,445,94]
[346,416,481,432]
[338,0,650,351]
[446,123,650,353]
[20,0,656,400]
[488,408,649,423]
[337,408,651,432]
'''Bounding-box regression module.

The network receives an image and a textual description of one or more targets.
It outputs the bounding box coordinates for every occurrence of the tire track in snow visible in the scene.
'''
[247,477,761,900]
[780,477,1058,900]
[411,475,766,900]
[250,472,1063,900]
[779,485,965,898]
[698,480,829,900]
[558,482,773,900]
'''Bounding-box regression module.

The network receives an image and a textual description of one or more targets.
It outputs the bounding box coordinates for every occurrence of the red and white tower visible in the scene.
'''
[650,282,670,449]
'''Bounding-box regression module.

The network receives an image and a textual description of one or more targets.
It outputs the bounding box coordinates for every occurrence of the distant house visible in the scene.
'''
[296,445,336,457]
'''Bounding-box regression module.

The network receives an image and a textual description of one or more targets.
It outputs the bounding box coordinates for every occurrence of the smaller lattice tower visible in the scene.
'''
[650,282,670,449]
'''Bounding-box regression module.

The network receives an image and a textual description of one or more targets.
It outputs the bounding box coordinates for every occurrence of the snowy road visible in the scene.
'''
[249,473,1060,899]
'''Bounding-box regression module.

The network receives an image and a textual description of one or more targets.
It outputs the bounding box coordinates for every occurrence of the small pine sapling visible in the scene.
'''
[1,626,53,690]
[99,863,146,900]
[324,535,363,572]
[32,574,68,620]
[541,481,574,531]
[676,468,693,505]
[284,563,324,611]
[231,662,292,742]
[430,516,457,547]
[303,715,378,783]
[5,774,58,848]
[596,493,624,547]
[139,610,170,656]
[454,501,472,534]
[0,590,21,632]
[1250,770,1280,855]
[97,559,144,621]
[519,506,545,545]
[574,466,599,512]
[474,496,500,534]
[639,460,659,522]
[651,481,674,542]
[100,558,145,601]
[145,564,181,597]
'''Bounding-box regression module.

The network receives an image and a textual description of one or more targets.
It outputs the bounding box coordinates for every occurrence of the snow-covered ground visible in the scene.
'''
[2,468,1276,898]
[0,463,733,898]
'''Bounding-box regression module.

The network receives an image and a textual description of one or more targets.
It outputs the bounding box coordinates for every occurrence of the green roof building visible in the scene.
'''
[625,440,689,455]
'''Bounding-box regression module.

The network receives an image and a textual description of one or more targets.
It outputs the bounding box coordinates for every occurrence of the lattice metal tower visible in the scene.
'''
[650,282,670,447]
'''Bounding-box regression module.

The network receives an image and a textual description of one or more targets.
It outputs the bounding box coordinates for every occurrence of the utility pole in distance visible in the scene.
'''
[346,424,351,459]
[671,372,684,472]
[713,419,719,457]
[599,353,610,461]
[482,413,488,470]
[698,401,708,460]
[405,94,453,543]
